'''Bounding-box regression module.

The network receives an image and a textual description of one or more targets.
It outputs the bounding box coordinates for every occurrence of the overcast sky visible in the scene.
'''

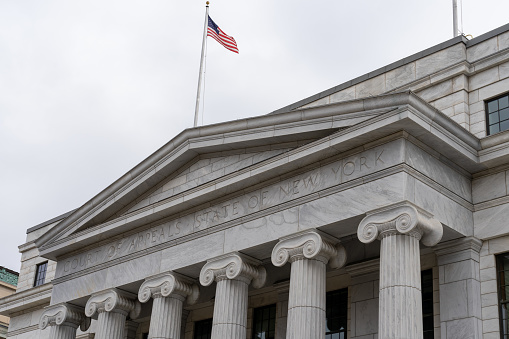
[1,0,508,273]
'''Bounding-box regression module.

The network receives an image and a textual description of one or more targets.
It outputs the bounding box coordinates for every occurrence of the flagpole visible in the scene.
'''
[194,2,209,127]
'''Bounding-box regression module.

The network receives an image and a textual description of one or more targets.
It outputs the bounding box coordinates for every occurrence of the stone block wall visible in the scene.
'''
[297,29,509,141]
[479,236,509,338]
[15,243,55,293]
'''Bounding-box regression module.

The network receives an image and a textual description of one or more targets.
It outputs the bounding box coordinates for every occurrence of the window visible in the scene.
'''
[194,318,212,339]
[486,93,509,135]
[252,304,276,339]
[497,253,509,338]
[421,269,434,339]
[326,288,348,339]
[33,262,48,287]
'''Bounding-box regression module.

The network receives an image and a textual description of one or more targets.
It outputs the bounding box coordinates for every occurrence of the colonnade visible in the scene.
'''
[39,203,443,339]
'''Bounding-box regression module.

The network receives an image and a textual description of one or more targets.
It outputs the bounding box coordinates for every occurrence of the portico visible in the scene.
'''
[20,90,483,339]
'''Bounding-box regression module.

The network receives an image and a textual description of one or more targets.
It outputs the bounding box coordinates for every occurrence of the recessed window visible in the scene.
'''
[422,269,434,339]
[252,304,276,339]
[497,253,509,337]
[486,93,509,135]
[33,262,48,287]
[326,288,348,339]
[194,318,212,339]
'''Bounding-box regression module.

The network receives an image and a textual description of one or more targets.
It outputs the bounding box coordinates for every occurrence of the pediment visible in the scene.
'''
[115,147,297,218]
[37,91,485,260]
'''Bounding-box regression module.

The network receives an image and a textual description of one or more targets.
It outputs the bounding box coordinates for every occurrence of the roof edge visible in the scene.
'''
[26,209,77,234]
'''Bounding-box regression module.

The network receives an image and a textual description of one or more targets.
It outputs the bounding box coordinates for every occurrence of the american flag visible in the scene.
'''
[207,16,239,54]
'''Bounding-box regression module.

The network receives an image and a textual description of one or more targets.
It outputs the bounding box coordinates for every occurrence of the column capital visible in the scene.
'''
[271,229,347,268]
[138,271,199,305]
[357,202,443,246]
[85,288,141,319]
[39,303,89,331]
[199,252,266,288]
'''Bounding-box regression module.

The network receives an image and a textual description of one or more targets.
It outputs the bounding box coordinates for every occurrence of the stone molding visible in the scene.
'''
[434,236,483,256]
[85,288,141,319]
[271,230,346,268]
[199,252,266,288]
[345,258,380,278]
[357,202,443,246]
[39,303,89,331]
[138,271,199,305]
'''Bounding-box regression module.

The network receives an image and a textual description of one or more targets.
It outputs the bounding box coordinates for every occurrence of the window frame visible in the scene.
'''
[33,261,48,287]
[325,288,348,338]
[496,253,509,338]
[193,318,213,339]
[485,93,509,136]
[251,303,277,339]
[421,269,434,339]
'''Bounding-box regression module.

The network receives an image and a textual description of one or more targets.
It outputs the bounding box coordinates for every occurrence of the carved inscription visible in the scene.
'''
[58,144,396,277]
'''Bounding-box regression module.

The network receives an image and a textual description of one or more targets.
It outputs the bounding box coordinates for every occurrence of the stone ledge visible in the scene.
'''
[0,283,52,316]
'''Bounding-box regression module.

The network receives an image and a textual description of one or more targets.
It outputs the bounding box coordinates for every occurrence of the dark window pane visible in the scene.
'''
[490,124,500,134]
[326,288,348,336]
[500,96,509,109]
[497,253,509,337]
[194,319,212,339]
[489,112,500,124]
[501,119,509,132]
[501,108,509,122]
[489,100,499,113]
[252,304,276,339]
[34,262,48,287]
[421,269,434,338]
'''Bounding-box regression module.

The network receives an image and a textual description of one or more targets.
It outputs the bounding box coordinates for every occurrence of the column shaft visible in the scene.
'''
[150,296,184,339]
[286,258,326,339]
[211,278,249,339]
[95,310,127,339]
[379,234,423,339]
[49,325,78,339]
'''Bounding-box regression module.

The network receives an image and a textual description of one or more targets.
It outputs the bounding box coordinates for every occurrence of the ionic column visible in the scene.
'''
[85,288,141,339]
[138,272,200,339]
[39,303,89,339]
[271,229,347,339]
[199,252,266,339]
[357,203,443,339]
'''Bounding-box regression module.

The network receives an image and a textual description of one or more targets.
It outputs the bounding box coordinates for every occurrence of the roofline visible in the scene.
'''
[26,209,77,234]
[269,22,509,116]
[0,266,19,276]
[36,90,485,253]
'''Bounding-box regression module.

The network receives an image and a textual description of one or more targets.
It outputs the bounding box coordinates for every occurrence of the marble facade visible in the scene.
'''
[2,23,509,339]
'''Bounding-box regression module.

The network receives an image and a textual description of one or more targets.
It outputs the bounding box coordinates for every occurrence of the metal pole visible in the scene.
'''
[194,2,209,127]
[452,0,458,37]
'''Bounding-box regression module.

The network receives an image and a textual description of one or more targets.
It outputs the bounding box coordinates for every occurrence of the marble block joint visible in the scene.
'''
[200,252,267,339]
[85,288,141,339]
[39,303,90,339]
[357,203,443,339]
[139,272,199,339]
[271,229,347,339]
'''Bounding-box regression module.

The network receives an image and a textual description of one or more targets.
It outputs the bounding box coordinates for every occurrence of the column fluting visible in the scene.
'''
[85,288,141,339]
[271,229,346,339]
[39,303,88,339]
[357,203,443,339]
[199,252,266,339]
[138,272,199,339]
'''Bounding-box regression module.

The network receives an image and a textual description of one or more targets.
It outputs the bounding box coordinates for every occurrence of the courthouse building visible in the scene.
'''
[2,22,509,339]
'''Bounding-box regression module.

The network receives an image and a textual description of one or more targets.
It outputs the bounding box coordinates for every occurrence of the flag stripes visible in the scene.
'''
[207,16,239,53]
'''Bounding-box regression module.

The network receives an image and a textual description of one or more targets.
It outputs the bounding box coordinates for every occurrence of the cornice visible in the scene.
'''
[0,283,52,316]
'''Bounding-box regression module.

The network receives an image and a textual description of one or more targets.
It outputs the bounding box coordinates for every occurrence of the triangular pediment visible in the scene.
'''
[116,147,297,218]
[37,91,485,260]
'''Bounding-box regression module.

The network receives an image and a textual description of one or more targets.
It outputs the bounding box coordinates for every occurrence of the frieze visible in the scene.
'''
[56,141,403,278]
